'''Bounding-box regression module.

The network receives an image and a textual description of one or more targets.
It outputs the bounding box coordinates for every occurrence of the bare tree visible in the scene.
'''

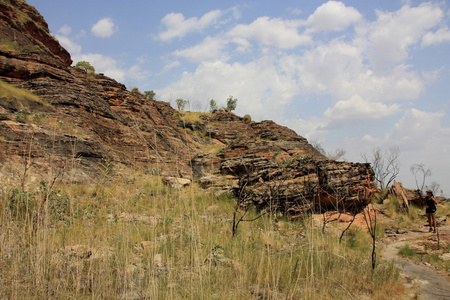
[363,204,377,270]
[339,206,360,244]
[361,147,399,190]
[410,163,431,193]
[310,139,346,161]
[231,158,269,237]
[426,181,441,195]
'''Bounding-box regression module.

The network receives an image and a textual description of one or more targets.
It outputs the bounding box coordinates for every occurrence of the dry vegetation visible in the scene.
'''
[0,166,407,299]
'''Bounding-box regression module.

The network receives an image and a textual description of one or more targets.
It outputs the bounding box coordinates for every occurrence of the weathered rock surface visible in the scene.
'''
[0,1,202,183]
[0,0,377,214]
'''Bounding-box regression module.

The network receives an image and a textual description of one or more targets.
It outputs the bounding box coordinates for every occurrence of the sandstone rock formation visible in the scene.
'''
[191,111,376,214]
[0,0,377,215]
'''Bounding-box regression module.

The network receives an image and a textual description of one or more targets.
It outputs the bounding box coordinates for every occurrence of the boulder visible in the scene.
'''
[162,176,191,189]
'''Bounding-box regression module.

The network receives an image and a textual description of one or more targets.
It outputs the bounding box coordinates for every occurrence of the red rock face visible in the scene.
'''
[0,0,72,66]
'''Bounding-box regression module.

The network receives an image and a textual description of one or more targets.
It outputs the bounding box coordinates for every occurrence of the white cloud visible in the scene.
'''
[368,3,443,69]
[157,56,300,120]
[173,36,228,62]
[73,53,125,81]
[55,34,82,55]
[58,24,72,36]
[227,17,310,49]
[295,40,364,95]
[381,108,450,193]
[162,60,180,72]
[421,27,450,47]
[386,108,449,148]
[286,38,426,103]
[127,64,148,82]
[306,1,361,32]
[158,10,222,41]
[323,95,400,129]
[91,18,118,38]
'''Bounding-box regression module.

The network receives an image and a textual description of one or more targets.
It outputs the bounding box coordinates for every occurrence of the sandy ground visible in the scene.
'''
[381,223,450,300]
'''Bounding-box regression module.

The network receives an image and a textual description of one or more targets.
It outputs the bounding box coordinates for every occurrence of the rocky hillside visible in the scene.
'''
[0,0,376,214]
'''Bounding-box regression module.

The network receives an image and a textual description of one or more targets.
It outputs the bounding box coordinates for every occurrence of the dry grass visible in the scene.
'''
[0,79,49,108]
[0,170,405,299]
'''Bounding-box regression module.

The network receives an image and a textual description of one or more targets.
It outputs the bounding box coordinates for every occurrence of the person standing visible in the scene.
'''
[425,190,437,233]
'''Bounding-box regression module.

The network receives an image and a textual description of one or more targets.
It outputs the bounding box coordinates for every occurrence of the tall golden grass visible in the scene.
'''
[0,170,405,299]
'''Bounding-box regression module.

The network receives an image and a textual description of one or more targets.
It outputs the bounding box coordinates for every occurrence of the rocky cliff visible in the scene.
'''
[0,0,376,214]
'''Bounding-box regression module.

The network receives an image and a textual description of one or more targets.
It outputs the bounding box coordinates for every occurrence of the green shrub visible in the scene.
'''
[74,61,95,74]
[243,114,251,122]
[14,108,29,123]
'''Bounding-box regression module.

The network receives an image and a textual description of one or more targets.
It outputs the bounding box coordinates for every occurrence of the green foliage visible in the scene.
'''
[40,181,71,225]
[243,114,251,122]
[14,108,29,123]
[0,39,41,53]
[172,111,182,120]
[32,112,47,123]
[176,98,188,111]
[398,244,417,257]
[144,90,156,100]
[8,188,36,221]
[206,244,226,269]
[209,99,218,112]
[74,61,95,74]
[272,152,308,168]
[147,168,162,175]
[226,95,237,111]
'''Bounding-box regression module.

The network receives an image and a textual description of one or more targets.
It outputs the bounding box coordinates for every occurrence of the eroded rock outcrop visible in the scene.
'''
[191,111,377,214]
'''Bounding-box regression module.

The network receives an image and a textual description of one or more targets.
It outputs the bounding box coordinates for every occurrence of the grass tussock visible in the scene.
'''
[0,79,50,110]
[179,111,209,123]
[0,171,404,299]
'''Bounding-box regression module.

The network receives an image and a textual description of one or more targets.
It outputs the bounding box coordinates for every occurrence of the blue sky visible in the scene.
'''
[27,0,450,195]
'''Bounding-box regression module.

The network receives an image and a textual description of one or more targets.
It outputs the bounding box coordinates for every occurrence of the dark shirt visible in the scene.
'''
[425,196,436,214]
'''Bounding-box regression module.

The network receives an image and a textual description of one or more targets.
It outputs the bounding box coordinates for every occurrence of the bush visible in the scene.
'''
[131,87,143,95]
[74,61,95,74]
[226,95,237,111]
[243,114,251,122]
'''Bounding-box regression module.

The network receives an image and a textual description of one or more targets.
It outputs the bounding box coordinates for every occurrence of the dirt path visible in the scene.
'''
[381,225,450,300]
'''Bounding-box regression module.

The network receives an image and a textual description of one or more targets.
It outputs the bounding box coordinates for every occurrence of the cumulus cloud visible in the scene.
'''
[323,95,400,129]
[157,56,299,121]
[127,64,148,82]
[55,25,82,55]
[173,36,228,62]
[91,18,118,38]
[55,34,82,55]
[162,60,180,72]
[306,1,361,31]
[58,24,72,36]
[158,10,222,41]
[368,2,443,69]
[421,27,450,46]
[386,108,449,148]
[227,17,311,49]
